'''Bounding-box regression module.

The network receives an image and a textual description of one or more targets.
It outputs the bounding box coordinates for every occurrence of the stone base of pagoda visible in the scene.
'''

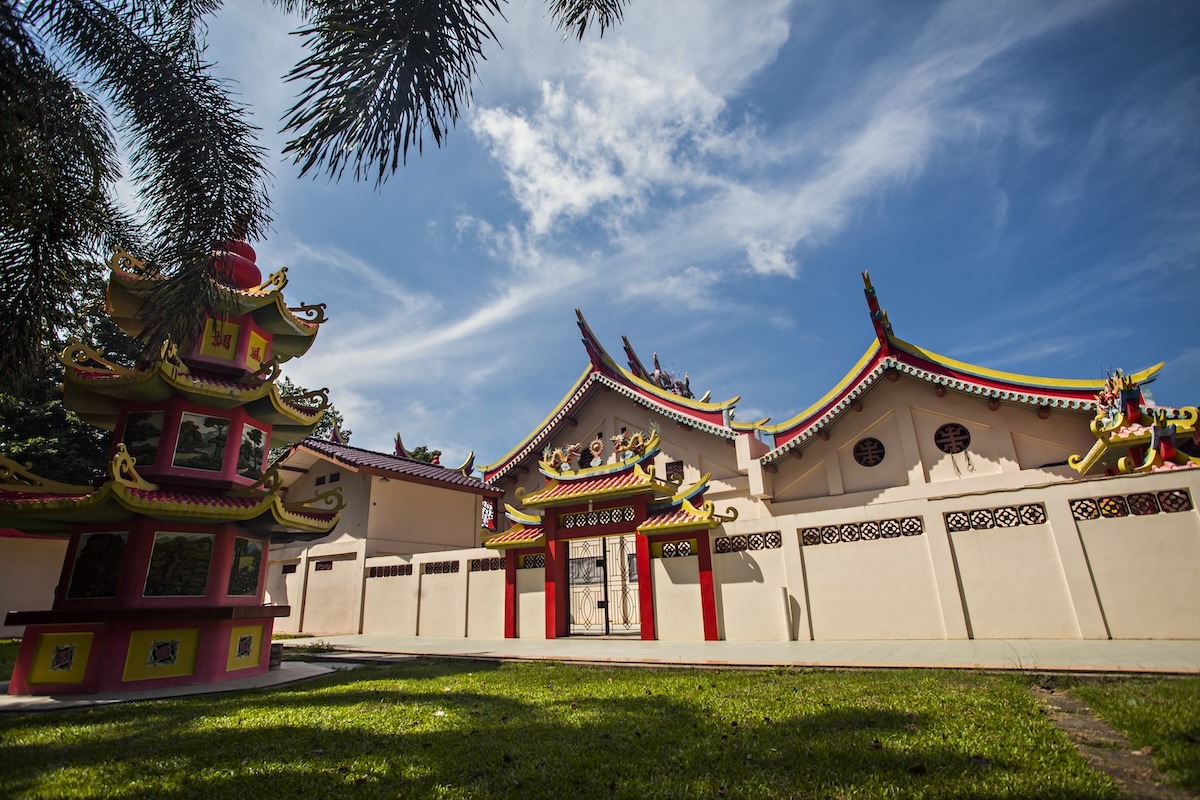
[5,606,287,696]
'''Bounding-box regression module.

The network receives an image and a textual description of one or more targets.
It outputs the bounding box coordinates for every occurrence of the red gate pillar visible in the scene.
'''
[545,532,569,639]
[696,530,719,641]
[504,550,517,639]
[636,534,655,640]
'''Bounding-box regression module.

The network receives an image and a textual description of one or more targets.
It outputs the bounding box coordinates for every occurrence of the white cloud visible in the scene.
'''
[745,239,798,278]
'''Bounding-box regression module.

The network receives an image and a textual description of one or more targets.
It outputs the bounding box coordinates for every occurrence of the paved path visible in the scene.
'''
[285,634,1200,674]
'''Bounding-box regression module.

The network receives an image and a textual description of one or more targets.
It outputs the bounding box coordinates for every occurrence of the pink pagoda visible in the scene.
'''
[0,244,342,695]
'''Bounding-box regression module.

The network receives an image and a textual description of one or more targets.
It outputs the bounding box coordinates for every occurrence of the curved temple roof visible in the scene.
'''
[480,310,740,482]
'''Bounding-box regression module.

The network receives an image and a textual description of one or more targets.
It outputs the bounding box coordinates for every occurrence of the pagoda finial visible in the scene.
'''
[862,270,893,351]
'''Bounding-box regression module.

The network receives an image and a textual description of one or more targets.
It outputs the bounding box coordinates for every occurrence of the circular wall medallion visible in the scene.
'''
[853,437,886,467]
[934,423,971,454]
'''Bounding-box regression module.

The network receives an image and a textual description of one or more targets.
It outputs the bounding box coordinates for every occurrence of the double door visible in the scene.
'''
[567,535,639,635]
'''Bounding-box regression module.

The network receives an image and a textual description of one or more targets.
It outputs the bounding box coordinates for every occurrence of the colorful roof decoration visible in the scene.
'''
[480,311,739,482]
[637,497,738,535]
[516,463,678,509]
[757,272,1163,463]
[1068,371,1199,476]
[290,438,502,496]
[59,340,327,445]
[106,247,326,363]
[0,447,341,540]
[482,523,546,549]
[393,431,475,475]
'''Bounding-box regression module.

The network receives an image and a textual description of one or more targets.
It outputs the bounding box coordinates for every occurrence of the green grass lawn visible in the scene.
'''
[0,638,19,679]
[1073,675,1200,794]
[0,660,1114,799]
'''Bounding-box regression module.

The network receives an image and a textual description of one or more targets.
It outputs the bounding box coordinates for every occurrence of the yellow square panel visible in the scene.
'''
[226,625,264,672]
[28,632,94,685]
[245,330,269,372]
[199,319,240,362]
[122,628,199,682]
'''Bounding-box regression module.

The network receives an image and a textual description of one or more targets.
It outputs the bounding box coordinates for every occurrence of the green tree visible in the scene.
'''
[275,374,349,449]
[407,445,442,464]
[1,1,627,394]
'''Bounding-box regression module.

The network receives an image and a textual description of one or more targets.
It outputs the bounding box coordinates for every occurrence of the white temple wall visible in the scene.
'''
[0,536,67,637]
[274,468,1198,643]
[516,566,545,639]
[265,555,306,634]
[362,556,418,635]
[712,538,791,641]
[367,479,482,551]
[297,545,365,634]
[652,557,705,641]
[803,534,947,640]
[466,567,505,638]
[415,555,468,637]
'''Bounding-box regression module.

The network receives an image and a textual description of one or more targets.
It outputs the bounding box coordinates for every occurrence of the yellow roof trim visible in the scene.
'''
[890,337,1163,390]
[761,341,881,434]
[478,366,594,473]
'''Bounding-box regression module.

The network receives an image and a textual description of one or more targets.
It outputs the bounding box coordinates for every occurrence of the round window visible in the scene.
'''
[934,423,971,454]
[853,438,886,467]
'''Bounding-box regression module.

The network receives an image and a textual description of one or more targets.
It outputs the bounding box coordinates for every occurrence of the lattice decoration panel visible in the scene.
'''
[714,531,783,554]
[422,560,462,575]
[945,503,1048,533]
[800,517,923,546]
[1070,489,1193,521]
[520,553,546,570]
[366,564,414,578]
[560,505,637,529]
[469,557,504,572]
[659,540,694,558]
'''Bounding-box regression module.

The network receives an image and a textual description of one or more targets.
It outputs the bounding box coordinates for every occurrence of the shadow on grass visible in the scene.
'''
[0,661,1116,800]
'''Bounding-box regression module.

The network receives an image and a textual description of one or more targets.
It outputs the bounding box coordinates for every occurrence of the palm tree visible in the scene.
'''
[0,0,627,392]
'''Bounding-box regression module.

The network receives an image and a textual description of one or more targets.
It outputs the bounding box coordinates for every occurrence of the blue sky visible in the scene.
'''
[190,1,1199,465]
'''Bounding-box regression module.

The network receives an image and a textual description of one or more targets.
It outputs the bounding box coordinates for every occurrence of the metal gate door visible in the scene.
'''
[568,536,639,635]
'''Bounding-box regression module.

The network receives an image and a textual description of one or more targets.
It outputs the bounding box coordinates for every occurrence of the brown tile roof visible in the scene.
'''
[298,438,502,495]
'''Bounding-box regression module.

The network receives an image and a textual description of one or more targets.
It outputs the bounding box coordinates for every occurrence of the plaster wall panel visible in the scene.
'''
[0,537,67,636]
[265,559,305,633]
[515,568,545,639]
[837,411,909,496]
[652,557,705,641]
[416,563,467,637]
[1080,512,1200,639]
[773,458,832,504]
[911,405,1005,483]
[300,553,363,634]
[803,537,946,639]
[289,469,371,543]
[367,480,480,551]
[950,527,1080,638]
[466,568,505,637]
[713,545,789,640]
[361,559,418,635]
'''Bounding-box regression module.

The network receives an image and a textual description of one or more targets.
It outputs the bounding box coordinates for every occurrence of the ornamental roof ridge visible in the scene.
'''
[297,437,501,494]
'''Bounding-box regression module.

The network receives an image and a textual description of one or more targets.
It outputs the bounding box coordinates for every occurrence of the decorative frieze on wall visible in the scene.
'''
[367,564,413,578]
[560,506,637,529]
[659,540,693,558]
[520,553,546,570]
[469,557,504,572]
[1070,489,1193,521]
[801,516,923,546]
[714,531,782,554]
[945,503,1047,533]
[422,560,461,575]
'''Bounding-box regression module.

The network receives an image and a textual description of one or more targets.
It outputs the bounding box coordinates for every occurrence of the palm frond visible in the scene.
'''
[281,0,505,185]
[36,0,272,359]
[0,49,124,389]
[548,0,627,40]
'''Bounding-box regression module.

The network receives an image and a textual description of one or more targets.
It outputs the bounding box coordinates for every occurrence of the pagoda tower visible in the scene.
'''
[1,244,342,695]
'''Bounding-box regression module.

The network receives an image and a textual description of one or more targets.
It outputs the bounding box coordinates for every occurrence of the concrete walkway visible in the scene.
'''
[284,634,1200,674]
[0,661,335,713]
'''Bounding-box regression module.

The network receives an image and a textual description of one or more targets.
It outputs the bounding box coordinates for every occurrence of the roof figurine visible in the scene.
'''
[1068,370,1199,476]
